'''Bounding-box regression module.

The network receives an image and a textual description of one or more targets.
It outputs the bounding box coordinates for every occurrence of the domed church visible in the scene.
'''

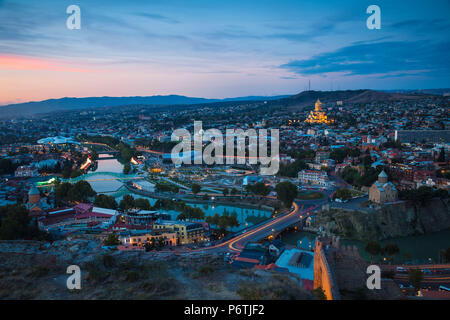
[369,170,398,204]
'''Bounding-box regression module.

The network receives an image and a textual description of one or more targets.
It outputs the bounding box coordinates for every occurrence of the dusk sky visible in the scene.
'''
[0,0,449,105]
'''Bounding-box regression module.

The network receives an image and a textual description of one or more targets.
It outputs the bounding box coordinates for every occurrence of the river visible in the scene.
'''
[85,154,271,230]
[281,229,450,264]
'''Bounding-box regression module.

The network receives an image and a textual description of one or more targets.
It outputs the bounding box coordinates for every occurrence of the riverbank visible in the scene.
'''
[314,198,450,241]
[125,183,276,212]
[281,228,450,264]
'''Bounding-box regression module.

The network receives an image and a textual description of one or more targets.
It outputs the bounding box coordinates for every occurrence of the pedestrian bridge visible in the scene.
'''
[62,171,145,183]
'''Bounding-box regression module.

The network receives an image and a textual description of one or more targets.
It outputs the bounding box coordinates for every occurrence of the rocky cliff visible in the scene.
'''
[315,198,450,241]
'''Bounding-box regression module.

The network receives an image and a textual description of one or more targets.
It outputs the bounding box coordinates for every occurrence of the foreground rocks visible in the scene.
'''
[0,239,313,300]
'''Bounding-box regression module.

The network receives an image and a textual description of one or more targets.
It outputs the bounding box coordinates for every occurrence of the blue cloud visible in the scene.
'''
[281,41,450,78]
[135,13,180,24]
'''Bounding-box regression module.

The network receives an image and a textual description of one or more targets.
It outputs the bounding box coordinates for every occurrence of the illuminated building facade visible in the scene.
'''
[305,99,334,124]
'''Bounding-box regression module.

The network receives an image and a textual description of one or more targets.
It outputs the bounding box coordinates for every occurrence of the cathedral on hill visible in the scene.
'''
[305,99,334,124]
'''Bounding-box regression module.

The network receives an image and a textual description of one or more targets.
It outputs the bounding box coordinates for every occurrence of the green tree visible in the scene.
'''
[222,188,229,196]
[192,183,201,194]
[119,194,135,211]
[103,233,120,246]
[365,241,382,263]
[334,188,352,201]
[437,147,445,162]
[313,287,327,300]
[444,248,450,263]
[275,181,297,207]
[0,205,50,240]
[383,243,400,264]
[408,269,424,293]
[66,181,96,202]
[123,163,131,174]
[94,194,118,209]
[247,182,270,196]
[278,159,307,177]
[134,198,151,210]
[0,159,16,175]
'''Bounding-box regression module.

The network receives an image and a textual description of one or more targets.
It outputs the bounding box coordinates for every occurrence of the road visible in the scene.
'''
[381,264,450,289]
[148,175,340,255]
[158,195,327,256]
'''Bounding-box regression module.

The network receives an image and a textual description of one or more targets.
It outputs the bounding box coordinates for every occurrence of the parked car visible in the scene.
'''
[396,266,408,273]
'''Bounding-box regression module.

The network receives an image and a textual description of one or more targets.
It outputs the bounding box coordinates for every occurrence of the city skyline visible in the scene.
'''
[1,0,449,105]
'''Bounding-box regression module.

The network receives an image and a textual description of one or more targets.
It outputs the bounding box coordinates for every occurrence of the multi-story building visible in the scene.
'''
[152,220,205,244]
[119,229,177,247]
[14,165,39,177]
[298,170,330,187]
[123,209,170,225]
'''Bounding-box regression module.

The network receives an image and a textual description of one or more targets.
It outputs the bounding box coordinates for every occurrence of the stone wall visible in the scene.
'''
[313,236,341,300]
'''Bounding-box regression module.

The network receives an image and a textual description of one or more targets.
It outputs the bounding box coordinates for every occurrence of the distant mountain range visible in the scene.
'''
[0,89,447,119]
[0,94,289,119]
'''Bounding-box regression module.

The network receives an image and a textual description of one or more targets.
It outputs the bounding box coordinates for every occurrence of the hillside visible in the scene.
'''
[0,239,312,300]
[270,89,435,110]
[0,89,440,119]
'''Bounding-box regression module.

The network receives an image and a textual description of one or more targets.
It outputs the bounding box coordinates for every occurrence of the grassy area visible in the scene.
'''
[296,191,325,200]
[349,189,366,197]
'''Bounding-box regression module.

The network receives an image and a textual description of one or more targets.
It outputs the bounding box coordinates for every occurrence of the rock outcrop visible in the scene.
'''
[315,198,450,241]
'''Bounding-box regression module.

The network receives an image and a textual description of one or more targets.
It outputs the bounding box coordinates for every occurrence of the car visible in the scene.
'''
[422,269,432,275]
[396,266,407,273]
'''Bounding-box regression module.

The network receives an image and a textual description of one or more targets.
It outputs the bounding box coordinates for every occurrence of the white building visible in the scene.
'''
[298,170,329,186]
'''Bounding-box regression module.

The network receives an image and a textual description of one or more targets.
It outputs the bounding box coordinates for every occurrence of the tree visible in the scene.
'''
[145,238,156,251]
[278,159,307,177]
[365,241,382,263]
[55,181,96,204]
[157,237,165,247]
[408,269,424,293]
[222,188,229,196]
[119,194,135,211]
[275,181,297,207]
[363,155,373,167]
[437,147,445,162]
[313,287,327,300]
[94,194,118,209]
[123,163,131,174]
[0,205,50,241]
[0,159,16,175]
[134,198,151,210]
[247,182,270,196]
[103,233,120,246]
[66,181,96,202]
[334,188,352,201]
[445,248,450,263]
[192,183,201,194]
[383,243,400,264]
